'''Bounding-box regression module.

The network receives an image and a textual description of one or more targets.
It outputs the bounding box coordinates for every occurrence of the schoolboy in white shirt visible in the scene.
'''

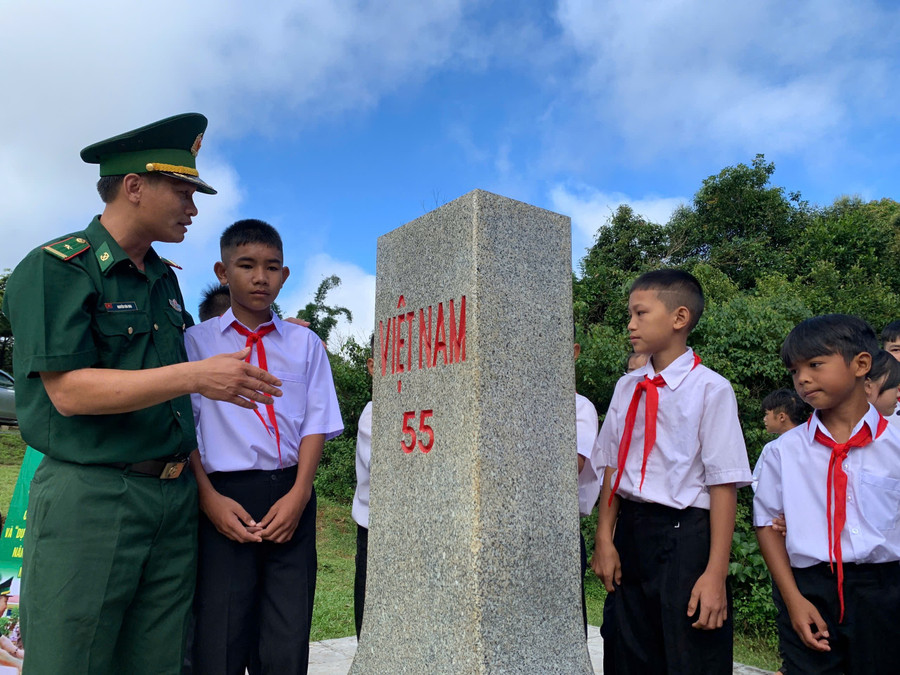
[185,219,343,674]
[591,269,751,675]
[755,314,900,674]
[351,340,375,639]
[574,341,601,638]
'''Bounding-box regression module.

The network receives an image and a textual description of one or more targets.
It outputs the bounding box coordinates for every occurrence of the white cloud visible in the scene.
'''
[276,253,377,348]
[550,183,687,264]
[554,0,900,159]
[0,0,473,271]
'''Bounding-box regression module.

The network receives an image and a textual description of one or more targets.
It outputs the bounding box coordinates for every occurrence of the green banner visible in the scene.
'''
[0,447,43,599]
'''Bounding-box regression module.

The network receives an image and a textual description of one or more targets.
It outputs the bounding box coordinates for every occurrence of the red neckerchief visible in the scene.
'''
[812,412,888,622]
[609,352,702,505]
[231,321,282,468]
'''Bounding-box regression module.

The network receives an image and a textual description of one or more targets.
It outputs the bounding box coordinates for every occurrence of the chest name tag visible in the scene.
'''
[104,301,139,312]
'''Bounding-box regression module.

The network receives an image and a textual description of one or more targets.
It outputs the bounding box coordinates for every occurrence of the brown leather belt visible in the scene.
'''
[106,456,190,479]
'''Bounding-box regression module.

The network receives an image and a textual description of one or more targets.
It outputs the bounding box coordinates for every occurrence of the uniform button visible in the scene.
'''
[271,475,277,481]
[176,411,182,417]
[182,323,186,330]
[153,323,159,331]
[128,326,133,335]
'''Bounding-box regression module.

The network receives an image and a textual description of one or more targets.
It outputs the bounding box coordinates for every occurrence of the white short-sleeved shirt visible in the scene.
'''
[185,308,344,473]
[595,347,751,510]
[352,401,373,528]
[753,405,900,568]
[889,402,900,429]
[751,440,778,493]
[576,393,602,516]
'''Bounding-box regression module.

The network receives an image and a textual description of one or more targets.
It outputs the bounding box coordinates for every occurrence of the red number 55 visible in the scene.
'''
[401,410,434,453]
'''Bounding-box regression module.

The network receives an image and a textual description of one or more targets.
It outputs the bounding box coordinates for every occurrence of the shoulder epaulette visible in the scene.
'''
[160,257,182,270]
[42,236,91,261]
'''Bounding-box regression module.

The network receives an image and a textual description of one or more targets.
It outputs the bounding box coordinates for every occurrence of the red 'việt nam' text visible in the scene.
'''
[379,295,466,376]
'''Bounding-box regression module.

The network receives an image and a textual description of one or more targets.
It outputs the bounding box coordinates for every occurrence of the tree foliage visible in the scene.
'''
[573,155,900,642]
[296,275,353,344]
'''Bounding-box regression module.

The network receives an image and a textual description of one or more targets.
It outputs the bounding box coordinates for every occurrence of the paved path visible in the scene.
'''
[309,625,772,674]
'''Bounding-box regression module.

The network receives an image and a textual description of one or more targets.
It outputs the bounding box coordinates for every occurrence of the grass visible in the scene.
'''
[0,435,781,670]
[0,429,25,517]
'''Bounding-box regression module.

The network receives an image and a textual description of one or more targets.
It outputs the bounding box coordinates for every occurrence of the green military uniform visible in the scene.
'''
[1,114,216,674]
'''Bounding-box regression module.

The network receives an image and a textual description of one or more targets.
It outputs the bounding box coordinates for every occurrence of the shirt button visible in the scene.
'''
[127,327,133,335]
[843,463,849,471]
[153,323,159,331]
[847,495,853,502]
[851,527,860,534]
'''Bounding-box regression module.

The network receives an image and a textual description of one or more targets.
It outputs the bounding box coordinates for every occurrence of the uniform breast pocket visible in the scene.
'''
[94,312,151,365]
[859,471,900,531]
[270,370,307,421]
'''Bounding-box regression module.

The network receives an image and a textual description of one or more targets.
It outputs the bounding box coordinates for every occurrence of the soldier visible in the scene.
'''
[2,113,282,674]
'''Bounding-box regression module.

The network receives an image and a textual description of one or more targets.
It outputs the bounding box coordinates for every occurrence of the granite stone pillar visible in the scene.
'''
[350,190,592,674]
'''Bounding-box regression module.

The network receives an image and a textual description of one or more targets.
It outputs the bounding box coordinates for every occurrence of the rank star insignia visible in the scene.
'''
[190,133,203,157]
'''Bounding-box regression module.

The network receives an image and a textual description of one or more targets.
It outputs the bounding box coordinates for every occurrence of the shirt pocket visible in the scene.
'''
[94,311,151,366]
[270,370,308,422]
[859,471,900,531]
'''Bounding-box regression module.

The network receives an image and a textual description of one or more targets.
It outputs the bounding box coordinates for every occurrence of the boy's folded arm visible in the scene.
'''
[756,525,831,652]
[689,483,735,629]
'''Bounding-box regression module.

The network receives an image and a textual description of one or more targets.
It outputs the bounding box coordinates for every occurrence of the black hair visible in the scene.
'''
[867,349,900,394]
[761,388,809,425]
[220,219,283,257]
[881,320,900,344]
[630,269,705,331]
[198,283,231,322]
[96,172,164,203]
[623,351,645,373]
[780,314,878,368]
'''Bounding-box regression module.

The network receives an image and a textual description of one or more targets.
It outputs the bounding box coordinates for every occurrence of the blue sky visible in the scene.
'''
[2,1,898,344]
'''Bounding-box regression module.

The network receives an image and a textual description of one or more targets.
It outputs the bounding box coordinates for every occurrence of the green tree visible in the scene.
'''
[0,271,12,373]
[296,275,352,344]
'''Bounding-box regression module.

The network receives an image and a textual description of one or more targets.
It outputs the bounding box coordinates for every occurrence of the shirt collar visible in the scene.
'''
[805,403,882,444]
[626,348,696,390]
[217,307,282,335]
[86,216,167,281]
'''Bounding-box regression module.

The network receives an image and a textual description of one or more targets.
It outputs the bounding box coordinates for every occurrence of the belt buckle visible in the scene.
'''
[159,461,186,480]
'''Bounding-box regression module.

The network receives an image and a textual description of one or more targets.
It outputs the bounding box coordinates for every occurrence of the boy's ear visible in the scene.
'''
[213,261,228,285]
[672,305,691,331]
[853,351,873,378]
[574,343,581,360]
[366,357,375,377]
[281,265,290,284]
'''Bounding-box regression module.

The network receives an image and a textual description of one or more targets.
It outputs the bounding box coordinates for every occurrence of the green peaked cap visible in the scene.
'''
[80,112,217,195]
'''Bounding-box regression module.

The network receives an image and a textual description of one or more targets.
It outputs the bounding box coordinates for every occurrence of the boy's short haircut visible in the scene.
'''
[220,218,283,257]
[881,320,900,344]
[781,314,879,368]
[868,349,900,392]
[629,269,705,331]
[198,283,231,322]
[761,388,809,426]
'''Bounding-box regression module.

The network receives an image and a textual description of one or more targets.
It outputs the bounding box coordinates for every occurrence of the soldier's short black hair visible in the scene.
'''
[761,389,809,425]
[220,219,283,257]
[781,314,878,369]
[96,172,164,203]
[630,269,705,331]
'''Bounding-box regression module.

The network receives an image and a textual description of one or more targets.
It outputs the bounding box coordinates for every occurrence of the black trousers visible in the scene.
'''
[192,467,317,675]
[354,524,368,639]
[778,562,900,675]
[607,499,733,675]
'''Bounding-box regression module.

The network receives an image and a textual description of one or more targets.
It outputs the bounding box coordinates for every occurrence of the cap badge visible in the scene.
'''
[190,133,203,157]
